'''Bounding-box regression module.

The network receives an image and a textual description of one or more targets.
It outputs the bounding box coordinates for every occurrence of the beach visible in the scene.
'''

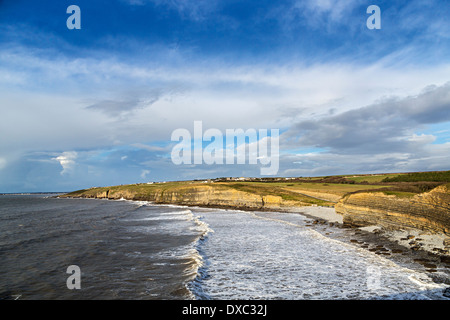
[282,205,450,288]
[285,205,449,258]
[1,194,449,300]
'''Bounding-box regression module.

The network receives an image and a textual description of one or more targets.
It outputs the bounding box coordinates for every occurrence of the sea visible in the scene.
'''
[0,194,449,300]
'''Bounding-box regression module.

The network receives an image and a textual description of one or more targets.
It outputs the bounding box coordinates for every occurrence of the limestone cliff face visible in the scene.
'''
[150,186,265,209]
[335,185,450,234]
[76,185,302,211]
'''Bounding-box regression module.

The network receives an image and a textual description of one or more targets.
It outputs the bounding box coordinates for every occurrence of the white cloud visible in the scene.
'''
[2,47,450,166]
[286,82,450,152]
[407,134,436,144]
[140,169,151,179]
[132,143,171,152]
[1,40,450,184]
[0,158,6,170]
[53,151,77,175]
[297,0,358,19]
[287,0,360,31]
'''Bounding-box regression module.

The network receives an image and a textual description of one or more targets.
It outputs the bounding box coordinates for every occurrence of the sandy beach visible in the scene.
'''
[290,205,344,224]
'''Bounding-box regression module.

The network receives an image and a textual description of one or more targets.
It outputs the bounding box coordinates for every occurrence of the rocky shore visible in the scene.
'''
[335,184,450,234]
[61,181,450,280]
[332,184,450,262]
[287,205,450,289]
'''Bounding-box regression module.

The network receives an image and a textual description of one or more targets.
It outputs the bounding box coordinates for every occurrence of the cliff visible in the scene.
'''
[63,180,450,235]
[62,182,327,211]
[335,184,450,235]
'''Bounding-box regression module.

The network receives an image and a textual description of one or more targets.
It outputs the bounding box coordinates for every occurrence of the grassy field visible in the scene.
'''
[343,173,405,183]
[280,181,387,195]
[341,170,450,184]
[381,170,450,183]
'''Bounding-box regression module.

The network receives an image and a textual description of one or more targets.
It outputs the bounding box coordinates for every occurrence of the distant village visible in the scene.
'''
[141,175,359,185]
[144,176,300,185]
[86,175,362,190]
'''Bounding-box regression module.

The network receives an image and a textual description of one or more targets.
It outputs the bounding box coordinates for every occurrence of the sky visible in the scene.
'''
[0,0,450,192]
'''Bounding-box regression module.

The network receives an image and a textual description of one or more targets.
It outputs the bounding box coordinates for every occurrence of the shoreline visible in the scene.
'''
[288,205,450,265]
[183,201,450,282]
[61,194,448,254]
[60,195,450,286]
[279,204,449,258]
[285,205,450,286]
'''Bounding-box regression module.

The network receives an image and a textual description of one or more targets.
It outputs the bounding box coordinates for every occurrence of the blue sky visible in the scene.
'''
[1,0,450,192]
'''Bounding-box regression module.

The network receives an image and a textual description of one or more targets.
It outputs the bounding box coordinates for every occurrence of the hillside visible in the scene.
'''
[62,170,450,235]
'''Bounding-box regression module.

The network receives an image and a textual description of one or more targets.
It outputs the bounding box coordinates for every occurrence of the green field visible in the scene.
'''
[381,170,450,183]
[344,173,405,183]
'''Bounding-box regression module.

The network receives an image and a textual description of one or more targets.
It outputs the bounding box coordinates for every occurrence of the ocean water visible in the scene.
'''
[0,194,449,300]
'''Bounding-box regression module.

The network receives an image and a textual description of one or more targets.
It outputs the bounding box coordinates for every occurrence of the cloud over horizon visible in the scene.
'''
[0,0,449,192]
[286,82,450,153]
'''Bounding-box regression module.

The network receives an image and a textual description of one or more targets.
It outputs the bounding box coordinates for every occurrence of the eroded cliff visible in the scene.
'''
[64,183,316,211]
[335,184,450,235]
[64,181,450,235]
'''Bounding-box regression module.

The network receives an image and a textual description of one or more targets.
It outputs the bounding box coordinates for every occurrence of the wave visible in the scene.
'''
[182,212,215,300]
[115,198,152,207]
[124,209,196,222]
[163,209,193,215]
[67,197,213,299]
[114,199,214,299]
